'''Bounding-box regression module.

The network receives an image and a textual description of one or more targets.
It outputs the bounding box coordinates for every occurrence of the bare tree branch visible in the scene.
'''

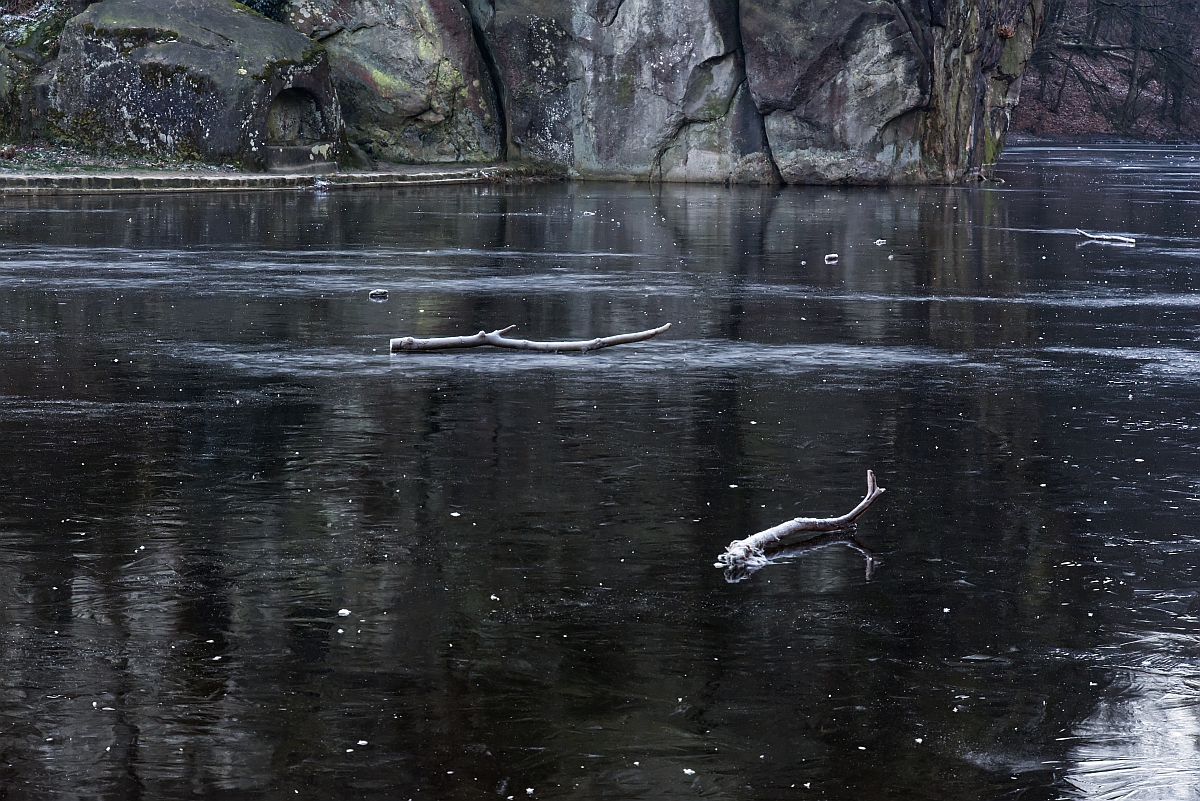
[719,531,878,583]
[1077,228,1136,243]
[390,323,672,353]
[715,470,886,569]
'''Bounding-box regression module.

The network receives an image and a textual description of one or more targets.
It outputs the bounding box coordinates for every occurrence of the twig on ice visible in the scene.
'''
[715,470,885,570]
[1076,228,1135,244]
[390,323,671,353]
[719,531,878,583]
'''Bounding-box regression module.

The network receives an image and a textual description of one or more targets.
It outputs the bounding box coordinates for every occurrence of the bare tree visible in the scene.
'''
[1022,0,1200,136]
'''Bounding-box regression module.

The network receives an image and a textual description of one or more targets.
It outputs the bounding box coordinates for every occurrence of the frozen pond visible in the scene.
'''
[2,144,1200,798]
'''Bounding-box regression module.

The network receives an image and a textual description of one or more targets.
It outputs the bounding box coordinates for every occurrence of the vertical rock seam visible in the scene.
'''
[457,0,510,160]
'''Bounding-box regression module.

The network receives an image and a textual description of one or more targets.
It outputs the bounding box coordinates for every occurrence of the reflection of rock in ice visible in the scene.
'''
[1064,642,1200,800]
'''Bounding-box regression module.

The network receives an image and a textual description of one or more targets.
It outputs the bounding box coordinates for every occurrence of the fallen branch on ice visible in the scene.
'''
[1076,228,1135,244]
[390,323,671,353]
[719,531,878,583]
[715,470,885,570]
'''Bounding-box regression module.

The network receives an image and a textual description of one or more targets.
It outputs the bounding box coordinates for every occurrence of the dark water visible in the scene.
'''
[2,145,1200,800]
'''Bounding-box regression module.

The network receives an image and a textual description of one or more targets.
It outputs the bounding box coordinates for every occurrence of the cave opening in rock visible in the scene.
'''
[266,88,325,145]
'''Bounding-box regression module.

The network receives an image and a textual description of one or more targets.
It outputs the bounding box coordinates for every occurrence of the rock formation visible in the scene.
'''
[287,0,502,163]
[466,0,1044,182]
[0,0,1045,182]
[42,0,343,169]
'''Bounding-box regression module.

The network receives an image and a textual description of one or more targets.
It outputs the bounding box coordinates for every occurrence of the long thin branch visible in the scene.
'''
[1076,228,1136,244]
[390,323,671,353]
[715,470,885,568]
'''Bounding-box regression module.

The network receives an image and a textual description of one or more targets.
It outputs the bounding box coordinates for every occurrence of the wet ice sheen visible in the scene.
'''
[1,144,1199,799]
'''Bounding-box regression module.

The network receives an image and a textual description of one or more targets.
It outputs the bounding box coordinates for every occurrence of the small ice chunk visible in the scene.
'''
[338,609,351,617]
[357,740,368,746]
[450,512,461,517]
[526,789,535,796]
[491,594,500,601]
[824,253,839,264]
[874,239,886,245]
[683,768,695,776]
[212,656,221,661]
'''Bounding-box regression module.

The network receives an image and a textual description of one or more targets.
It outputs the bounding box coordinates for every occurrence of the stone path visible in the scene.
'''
[0,162,562,194]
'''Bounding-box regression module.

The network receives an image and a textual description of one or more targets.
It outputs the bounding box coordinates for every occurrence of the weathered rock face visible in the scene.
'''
[922,0,1045,181]
[287,0,501,163]
[463,0,1042,183]
[470,0,777,182]
[0,0,89,139]
[45,0,343,168]
[740,0,930,184]
[7,0,1044,183]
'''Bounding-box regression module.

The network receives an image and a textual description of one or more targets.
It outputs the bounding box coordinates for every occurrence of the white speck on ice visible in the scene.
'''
[875,239,886,245]
[491,594,500,601]
[357,740,368,746]
[915,738,923,744]
[683,769,695,776]
[450,512,461,517]
[338,609,351,617]
[728,484,738,488]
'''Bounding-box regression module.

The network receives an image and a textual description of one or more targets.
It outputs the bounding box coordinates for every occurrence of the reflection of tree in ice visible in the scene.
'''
[717,530,878,584]
[1064,634,1200,800]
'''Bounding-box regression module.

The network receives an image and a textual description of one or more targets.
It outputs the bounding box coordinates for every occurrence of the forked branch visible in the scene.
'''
[715,470,885,568]
[391,323,671,353]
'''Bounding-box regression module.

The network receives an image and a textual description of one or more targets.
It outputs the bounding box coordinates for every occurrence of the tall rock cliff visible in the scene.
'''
[457,0,1043,182]
[2,0,1044,182]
